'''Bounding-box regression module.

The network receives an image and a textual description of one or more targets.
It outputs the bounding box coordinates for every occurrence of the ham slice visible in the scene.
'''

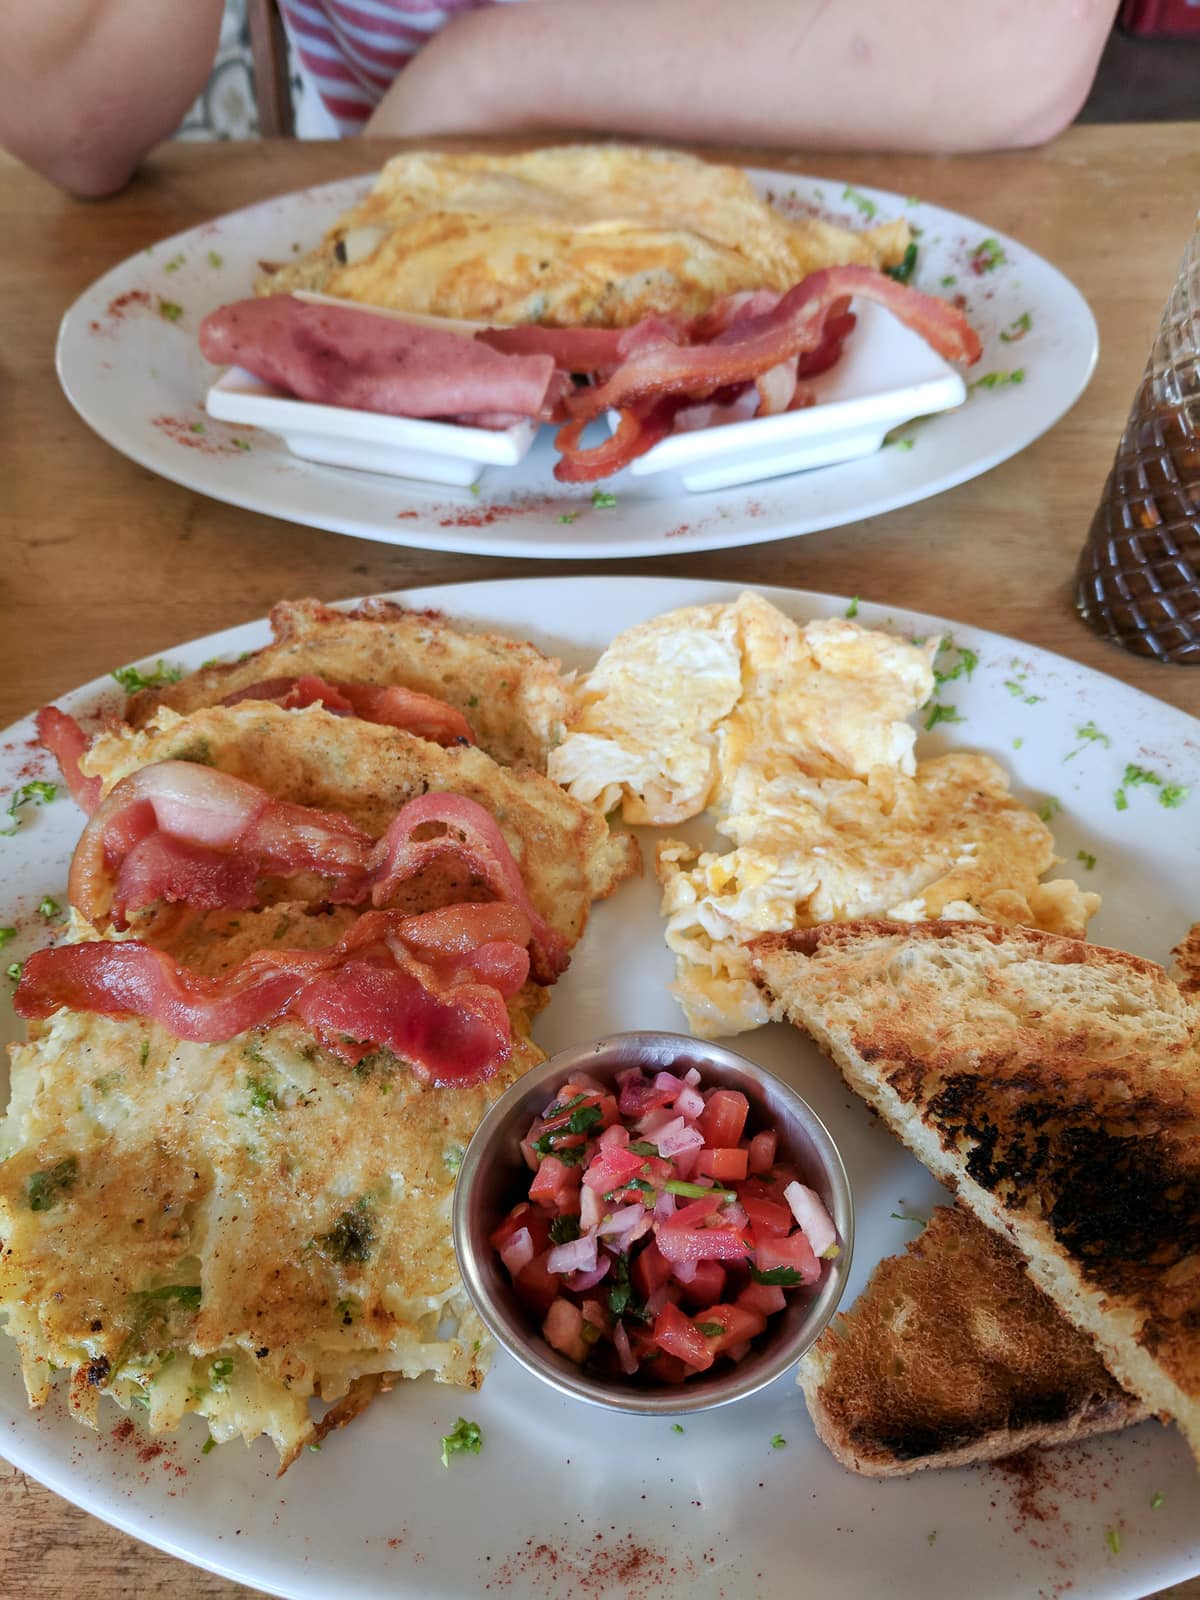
[199,296,562,424]
[14,905,530,1086]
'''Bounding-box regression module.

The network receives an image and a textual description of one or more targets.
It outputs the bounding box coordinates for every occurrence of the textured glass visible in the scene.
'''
[1076,212,1200,662]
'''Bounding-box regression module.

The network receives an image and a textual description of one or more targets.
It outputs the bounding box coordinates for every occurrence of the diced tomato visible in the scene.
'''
[582,1145,647,1193]
[692,1302,766,1355]
[737,1280,787,1316]
[653,1303,714,1371]
[631,1240,674,1301]
[515,1249,561,1317]
[491,1203,550,1256]
[697,1089,749,1149]
[581,1298,612,1340]
[543,1297,587,1364]
[678,1260,726,1307]
[693,1147,748,1182]
[747,1130,777,1174]
[667,1195,724,1230]
[753,1230,821,1286]
[529,1154,583,1210]
[740,1194,793,1239]
[651,1352,691,1385]
[657,1224,751,1264]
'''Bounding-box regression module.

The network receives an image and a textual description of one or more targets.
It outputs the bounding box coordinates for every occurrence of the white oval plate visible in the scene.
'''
[1,577,1198,1600]
[55,171,1097,559]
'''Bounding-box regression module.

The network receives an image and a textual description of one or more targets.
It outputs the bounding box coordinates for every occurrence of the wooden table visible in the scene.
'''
[1,125,1198,1600]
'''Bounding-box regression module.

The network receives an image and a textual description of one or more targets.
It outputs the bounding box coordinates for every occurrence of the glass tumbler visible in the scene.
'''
[1075,211,1200,662]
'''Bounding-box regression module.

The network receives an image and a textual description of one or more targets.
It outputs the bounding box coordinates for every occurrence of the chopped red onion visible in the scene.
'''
[675,1085,705,1119]
[499,1226,535,1278]
[672,1258,699,1284]
[653,1070,685,1096]
[596,1204,644,1237]
[657,1117,705,1158]
[636,1106,677,1137]
[682,1067,702,1087]
[784,1181,837,1258]
[653,1190,677,1223]
[547,1233,597,1275]
[613,1318,639,1375]
[566,1257,612,1293]
[580,1184,602,1232]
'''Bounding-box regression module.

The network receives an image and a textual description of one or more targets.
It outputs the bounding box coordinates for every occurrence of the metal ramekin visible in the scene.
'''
[452,1030,854,1415]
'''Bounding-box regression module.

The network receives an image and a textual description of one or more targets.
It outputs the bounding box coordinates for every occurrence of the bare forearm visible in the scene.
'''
[366,0,1117,153]
[0,0,223,196]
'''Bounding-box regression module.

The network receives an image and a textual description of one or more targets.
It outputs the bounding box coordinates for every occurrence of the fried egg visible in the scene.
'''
[257,146,912,329]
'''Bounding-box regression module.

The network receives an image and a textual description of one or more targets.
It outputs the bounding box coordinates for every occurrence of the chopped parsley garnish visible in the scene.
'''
[206,250,224,269]
[164,253,185,273]
[1,780,58,836]
[131,1283,202,1310]
[671,1422,684,1434]
[771,1433,787,1449]
[443,1145,464,1175]
[1076,850,1097,871]
[1000,311,1032,343]
[246,1073,278,1113]
[969,237,1007,273]
[883,242,918,284]
[111,658,184,693]
[591,489,618,509]
[1065,721,1111,760]
[558,511,580,523]
[26,1156,78,1212]
[969,369,1025,393]
[202,1436,217,1455]
[924,703,964,731]
[1105,1527,1121,1556]
[940,274,957,287]
[1161,784,1189,809]
[6,960,22,982]
[748,1262,804,1286]
[1013,737,1024,750]
[1150,1490,1165,1510]
[1112,763,1188,812]
[1003,677,1043,706]
[0,927,14,947]
[190,421,206,435]
[157,298,184,323]
[320,1197,376,1264]
[844,596,859,619]
[440,1416,483,1467]
[548,1215,581,1245]
[1037,797,1062,823]
[607,1251,649,1320]
[841,184,878,222]
[37,896,60,918]
[932,642,978,688]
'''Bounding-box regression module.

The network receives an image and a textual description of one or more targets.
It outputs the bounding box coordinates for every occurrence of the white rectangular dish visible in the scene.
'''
[205,367,537,488]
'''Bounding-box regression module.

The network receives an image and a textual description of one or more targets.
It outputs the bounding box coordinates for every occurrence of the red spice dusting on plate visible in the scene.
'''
[150,415,246,456]
[112,1420,135,1443]
[664,523,693,539]
[437,497,553,529]
[91,289,152,336]
[395,511,420,520]
[137,1440,164,1463]
[487,1532,693,1598]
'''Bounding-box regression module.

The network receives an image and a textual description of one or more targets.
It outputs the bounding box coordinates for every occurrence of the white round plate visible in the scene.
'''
[55,171,1097,559]
[2,577,1196,1600]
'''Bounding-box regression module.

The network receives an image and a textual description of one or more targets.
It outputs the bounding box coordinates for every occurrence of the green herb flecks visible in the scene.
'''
[26,1156,78,1212]
[969,369,1025,394]
[2,780,58,836]
[883,242,919,284]
[1150,1490,1165,1510]
[209,1356,234,1391]
[671,1422,684,1434]
[335,1296,360,1326]
[37,896,61,919]
[202,1435,217,1455]
[628,1140,660,1158]
[548,1215,581,1245]
[1065,721,1111,761]
[841,184,878,222]
[924,703,964,731]
[591,489,618,509]
[664,1180,735,1201]
[157,299,184,323]
[0,927,15,947]
[112,1282,203,1379]
[747,1261,804,1286]
[6,960,22,982]
[1105,1527,1121,1556]
[533,1103,603,1153]
[932,641,978,689]
[441,1416,482,1468]
[558,511,580,523]
[969,237,1007,274]
[695,1322,726,1338]
[164,253,186,273]
[112,658,184,694]
[1000,311,1032,343]
[231,437,252,451]
[1003,677,1043,706]
[890,1208,928,1227]
[844,596,860,619]
[940,274,957,288]
[443,1145,464,1176]
[1037,797,1062,823]
[246,1073,278,1114]
[1077,850,1097,871]
[1113,763,1189,813]
[771,1433,787,1449]
[206,250,224,269]
[320,1197,376,1264]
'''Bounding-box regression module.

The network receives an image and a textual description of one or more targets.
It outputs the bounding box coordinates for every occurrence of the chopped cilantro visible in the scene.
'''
[190,421,206,435]
[231,437,251,451]
[558,511,580,523]
[37,896,60,918]
[890,1208,928,1226]
[202,1436,217,1455]
[1115,789,1129,812]
[164,253,185,273]
[0,927,14,947]
[130,1283,202,1310]
[591,489,618,509]
[924,703,964,731]
[969,237,1007,273]
[1013,737,1023,750]
[1003,678,1043,705]
[940,274,957,287]
[443,1145,464,1175]
[771,1433,787,1449]
[664,1179,735,1201]
[246,1073,278,1113]
[1037,797,1062,823]
[748,1262,804,1286]
[1076,850,1097,871]
[932,643,978,688]
[844,596,860,619]
[608,1252,644,1319]
[1105,1527,1121,1556]
[1000,311,1032,343]
[969,369,1025,393]
[548,1215,581,1245]
[6,960,22,982]
[157,299,184,323]
[1,780,58,836]
[112,659,183,693]
[26,1156,78,1212]
[841,184,878,222]
[1150,1490,1165,1510]
[441,1416,482,1467]
[206,250,224,269]
[320,1197,375,1264]
[628,1140,660,1157]
[1160,784,1189,809]
[671,1422,684,1434]
[884,242,919,284]
[695,1321,726,1338]
[1065,721,1111,760]
[534,1103,603,1152]
[888,436,915,451]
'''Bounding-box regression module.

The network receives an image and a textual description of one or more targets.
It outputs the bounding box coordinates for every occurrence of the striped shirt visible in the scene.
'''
[279,0,512,133]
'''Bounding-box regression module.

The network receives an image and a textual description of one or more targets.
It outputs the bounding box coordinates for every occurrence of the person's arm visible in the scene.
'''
[0,0,224,197]
[365,0,1117,153]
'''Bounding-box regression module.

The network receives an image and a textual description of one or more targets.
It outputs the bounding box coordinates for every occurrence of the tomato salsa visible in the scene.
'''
[489,1062,840,1383]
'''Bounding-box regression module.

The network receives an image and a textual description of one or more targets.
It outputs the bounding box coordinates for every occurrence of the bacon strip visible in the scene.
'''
[221,675,475,747]
[35,707,102,814]
[552,398,681,485]
[67,763,567,982]
[14,906,530,1087]
[476,317,681,376]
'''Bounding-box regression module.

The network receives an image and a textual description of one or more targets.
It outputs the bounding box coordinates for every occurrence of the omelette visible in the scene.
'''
[257,145,912,329]
[2,679,638,1464]
[549,592,1099,1037]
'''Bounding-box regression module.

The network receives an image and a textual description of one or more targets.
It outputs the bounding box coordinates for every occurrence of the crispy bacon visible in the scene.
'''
[476,317,681,376]
[221,675,475,746]
[35,707,102,814]
[552,398,681,485]
[14,906,530,1086]
[67,764,567,982]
